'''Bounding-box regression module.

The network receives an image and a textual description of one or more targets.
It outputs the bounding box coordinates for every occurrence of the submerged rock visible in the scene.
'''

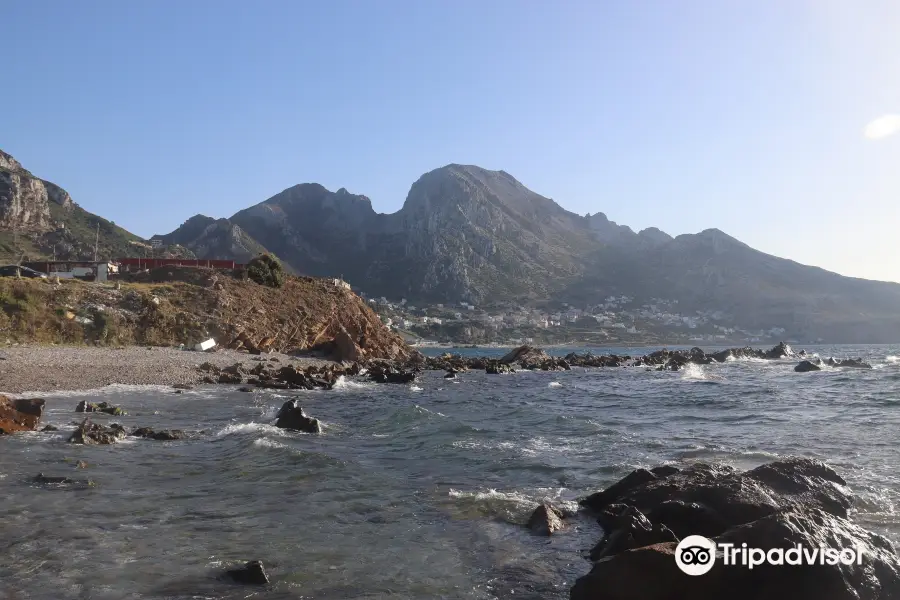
[0,396,45,434]
[527,502,566,535]
[226,560,269,585]
[274,400,322,433]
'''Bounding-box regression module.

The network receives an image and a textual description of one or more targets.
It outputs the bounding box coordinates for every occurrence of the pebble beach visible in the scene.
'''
[0,345,330,394]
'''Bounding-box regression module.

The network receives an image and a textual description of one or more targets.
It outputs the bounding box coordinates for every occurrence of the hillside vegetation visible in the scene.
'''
[0,268,412,361]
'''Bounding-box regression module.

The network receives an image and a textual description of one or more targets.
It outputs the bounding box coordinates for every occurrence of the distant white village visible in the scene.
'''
[358,292,791,345]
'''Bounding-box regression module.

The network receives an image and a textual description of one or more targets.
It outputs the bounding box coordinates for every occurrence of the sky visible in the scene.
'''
[4,0,899,282]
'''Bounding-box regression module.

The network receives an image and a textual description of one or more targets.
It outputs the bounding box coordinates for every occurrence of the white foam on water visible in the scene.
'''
[215,422,286,438]
[548,381,563,388]
[413,405,445,417]
[253,437,290,450]
[4,383,174,399]
[680,363,708,380]
[452,439,519,452]
[448,488,534,506]
[332,376,371,390]
[448,486,579,514]
[886,356,900,364]
[410,385,423,392]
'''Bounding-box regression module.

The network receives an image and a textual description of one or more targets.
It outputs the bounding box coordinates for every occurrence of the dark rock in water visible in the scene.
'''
[274,400,321,433]
[583,458,852,525]
[650,465,680,478]
[238,386,255,393]
[41,424,59,432]
[581,468,657,512]
[833,358,873,369]
[527,501,565,535]
[172,383,193,390]
[0,395,45,434]
[444,371,456,379]
[69,419,127,445]
[795,360,822,372]
[646,499,729,539]
[75,401,125,416]
[33,472,74,484]
[486,361,515,375]
[226,560,269,585]
[765,341,795,359]
[572,507,900,600]
[571,458,900,600]
[367,363,417,384]
[131,427,186,441]
[588,505,679,561]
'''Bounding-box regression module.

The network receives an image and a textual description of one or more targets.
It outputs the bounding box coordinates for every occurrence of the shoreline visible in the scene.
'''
[0,345,333,394]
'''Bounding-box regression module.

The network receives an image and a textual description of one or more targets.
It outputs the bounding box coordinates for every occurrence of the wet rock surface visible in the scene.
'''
[795,360,822,372]
[274,400,322,433]
[527,502,566,535]
[0,396,45,434]
[225,560,269,585]
[572,458,900,600]
[69,419,127,445]
[131,427,187,441]
[76,400,126,415]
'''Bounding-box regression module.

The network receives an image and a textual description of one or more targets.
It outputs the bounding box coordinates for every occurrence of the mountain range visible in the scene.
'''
[2,147,899,342]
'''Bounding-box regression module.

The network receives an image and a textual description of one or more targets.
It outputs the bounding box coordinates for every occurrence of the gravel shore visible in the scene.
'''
[0,345,333,394]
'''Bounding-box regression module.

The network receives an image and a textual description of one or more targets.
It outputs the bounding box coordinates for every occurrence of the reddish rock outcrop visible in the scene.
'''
[0,395,45,434]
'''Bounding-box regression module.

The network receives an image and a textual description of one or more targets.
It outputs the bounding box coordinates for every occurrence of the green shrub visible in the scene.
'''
[247,254,285,288]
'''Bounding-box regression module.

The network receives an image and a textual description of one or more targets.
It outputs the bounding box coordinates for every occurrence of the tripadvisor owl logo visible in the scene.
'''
[674,534,866,576]
[675,535,717,575]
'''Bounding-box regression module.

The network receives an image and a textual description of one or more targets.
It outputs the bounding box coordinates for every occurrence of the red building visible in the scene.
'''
[115,258,245,271]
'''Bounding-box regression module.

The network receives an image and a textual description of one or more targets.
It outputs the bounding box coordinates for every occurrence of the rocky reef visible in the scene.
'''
[572,458,900,600]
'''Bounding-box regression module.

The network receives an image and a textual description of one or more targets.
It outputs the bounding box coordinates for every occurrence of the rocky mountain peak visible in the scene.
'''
[586,212,637,244]
[0,150,24,172]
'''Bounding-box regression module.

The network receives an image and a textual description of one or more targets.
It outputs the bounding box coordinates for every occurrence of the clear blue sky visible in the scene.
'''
[5,0,899,282]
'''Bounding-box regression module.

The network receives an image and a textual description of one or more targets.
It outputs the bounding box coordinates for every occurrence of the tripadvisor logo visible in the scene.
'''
[674,535,865,576]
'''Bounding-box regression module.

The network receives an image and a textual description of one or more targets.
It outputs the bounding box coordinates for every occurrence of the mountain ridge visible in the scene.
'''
[2,148,899,342]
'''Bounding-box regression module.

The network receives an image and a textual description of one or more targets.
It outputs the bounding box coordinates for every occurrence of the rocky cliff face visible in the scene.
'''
[0,149,143,262]
[226,165,598,303]
[0,149,72,232]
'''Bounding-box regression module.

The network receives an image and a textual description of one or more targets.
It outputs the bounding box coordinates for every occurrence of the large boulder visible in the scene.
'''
[765,342,795,359]
[571,509,900,600]
[332,326,364,362]
[572,458,900,600]
[274,400,321,433]
[69,419,127,445]
[0,396,45,434]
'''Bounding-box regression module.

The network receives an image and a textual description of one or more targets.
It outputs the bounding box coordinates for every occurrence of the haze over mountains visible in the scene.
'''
[2,147,899,342]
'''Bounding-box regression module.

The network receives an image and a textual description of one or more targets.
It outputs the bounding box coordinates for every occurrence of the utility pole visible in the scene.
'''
[93,222,99,262]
